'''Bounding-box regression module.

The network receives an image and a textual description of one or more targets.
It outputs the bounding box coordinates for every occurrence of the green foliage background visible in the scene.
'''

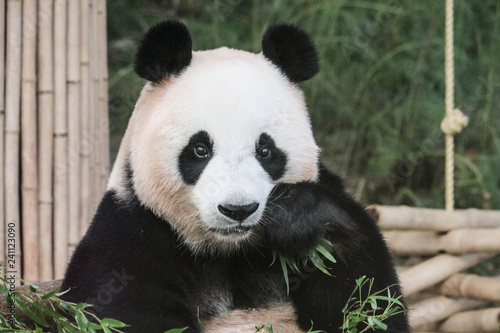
[107,0,500,209]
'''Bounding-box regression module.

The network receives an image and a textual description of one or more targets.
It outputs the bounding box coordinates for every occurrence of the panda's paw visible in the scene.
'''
[262,182,332,257]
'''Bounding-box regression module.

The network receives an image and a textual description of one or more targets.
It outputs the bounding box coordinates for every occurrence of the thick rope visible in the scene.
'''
[441,0,468,212]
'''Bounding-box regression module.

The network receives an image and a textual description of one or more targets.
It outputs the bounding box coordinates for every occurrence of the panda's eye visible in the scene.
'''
[194,144,209,159]
[256,145,272,159]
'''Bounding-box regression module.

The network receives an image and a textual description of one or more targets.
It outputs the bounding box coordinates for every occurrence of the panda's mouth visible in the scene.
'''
[210,225,251,236]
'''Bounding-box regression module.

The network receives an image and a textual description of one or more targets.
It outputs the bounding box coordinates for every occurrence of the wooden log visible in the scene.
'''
[372,205,500,231]
[53,0,69,279]
[21,0,39,282]
[67,0,81,254]
[5,0,23,284]
[384,229,500,255]
[38,0,54,281]
[79,0,91,238]
[409,296,486,329]
[439,273,500,302]
[438,308,500,333]
[399,253,493,296]
[384,231,440,255]
[0,0,6,272]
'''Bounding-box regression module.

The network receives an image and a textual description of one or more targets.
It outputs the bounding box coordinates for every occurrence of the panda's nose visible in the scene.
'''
[218,203,259,221]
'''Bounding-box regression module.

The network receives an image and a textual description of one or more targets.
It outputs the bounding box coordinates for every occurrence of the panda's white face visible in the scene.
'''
[110,47,319,254]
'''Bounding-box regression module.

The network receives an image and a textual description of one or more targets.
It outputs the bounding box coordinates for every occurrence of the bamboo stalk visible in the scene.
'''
[384,229,500,255]
[5,0,23,284]
[399,253,493,296]
[0,0,6,272]
[409,296,486,329]
[99,0,110,192]
[53,0,69,279]
[384,231,440,255]
[21,0,39,282]
[79,0,91,238]
[67,0,81,254]
[91,0,102,210]
[38,0,54,281]
[372,205,500,231]
[438,308,500,333]
[439,273,500,302]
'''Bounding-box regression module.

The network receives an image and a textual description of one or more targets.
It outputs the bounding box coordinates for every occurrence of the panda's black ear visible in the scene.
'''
[262,24,319,83]
[134,21,192,83]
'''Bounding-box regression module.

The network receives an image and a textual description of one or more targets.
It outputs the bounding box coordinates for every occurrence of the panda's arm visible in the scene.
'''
[263,165,410,332]
[263,164,359,259]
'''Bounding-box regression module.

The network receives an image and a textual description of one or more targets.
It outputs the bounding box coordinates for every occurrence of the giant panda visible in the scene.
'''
[60,21,410,333]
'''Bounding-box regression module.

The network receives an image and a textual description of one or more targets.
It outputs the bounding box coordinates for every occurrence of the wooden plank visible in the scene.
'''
[0,0,6,274]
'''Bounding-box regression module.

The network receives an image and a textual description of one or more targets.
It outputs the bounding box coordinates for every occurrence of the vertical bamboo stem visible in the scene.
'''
[38,0,54,281]
[21,0,39,282]
[89,0,102,213]
[99,0,110,192]
[0,0,6,272]
[53,0,69,279]
[5,0,23,284]
[79,0,91,238]
[67,0,81,255]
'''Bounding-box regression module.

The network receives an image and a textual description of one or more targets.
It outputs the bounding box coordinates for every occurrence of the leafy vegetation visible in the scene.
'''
[107,0,500,210]
[341,276,405,333]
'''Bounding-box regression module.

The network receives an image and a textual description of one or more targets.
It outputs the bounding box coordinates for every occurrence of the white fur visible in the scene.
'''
[108,47,319,254]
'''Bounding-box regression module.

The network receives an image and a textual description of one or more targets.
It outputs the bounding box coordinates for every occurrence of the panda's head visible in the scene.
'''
[109,21,320,254]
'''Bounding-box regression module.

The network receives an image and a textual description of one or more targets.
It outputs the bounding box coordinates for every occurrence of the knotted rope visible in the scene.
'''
[441,0,468,212]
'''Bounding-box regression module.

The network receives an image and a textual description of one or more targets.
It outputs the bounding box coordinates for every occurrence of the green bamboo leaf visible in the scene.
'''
[15,298,49,327]
[164,328,188,333]
[102,325,113,333]
[0,284,8,295]
[315,244,336,264]
[42,286,61,299]
[279,255,290,294]
[101,318,128,328]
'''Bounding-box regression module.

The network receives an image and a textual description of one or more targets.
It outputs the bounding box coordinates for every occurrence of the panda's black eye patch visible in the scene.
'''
[256,133,287,180]
[179,131,213,185]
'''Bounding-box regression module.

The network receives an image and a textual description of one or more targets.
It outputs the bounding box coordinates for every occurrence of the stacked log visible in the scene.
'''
[0,0,109,282]
[372,205,500,333]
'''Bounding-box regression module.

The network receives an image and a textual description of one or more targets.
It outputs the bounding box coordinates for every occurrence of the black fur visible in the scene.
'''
[262,24,319,83]
[256,133,287,180]
[178,131,213,185]
[134,21,192,83]
[59,165,409,333]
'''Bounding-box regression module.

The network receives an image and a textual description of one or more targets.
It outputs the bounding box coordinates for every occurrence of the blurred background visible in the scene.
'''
[107,0,500,210]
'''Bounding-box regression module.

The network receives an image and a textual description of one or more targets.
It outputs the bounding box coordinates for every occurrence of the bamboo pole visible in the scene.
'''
[79,0,91,238]
[399,253,493,296]
[38,0,54,281]
[372,205,500,231]
[21,0,39,282]
[438,308,500,333]
[439,273,500,302]
[67,0,81,255]
[91,0,102,211]
[5,0,23,284]
[53,0,69,279]
[99,0,110,193]
[409,296,486,329]
[384,229,500,255]
[0,0,6,272]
